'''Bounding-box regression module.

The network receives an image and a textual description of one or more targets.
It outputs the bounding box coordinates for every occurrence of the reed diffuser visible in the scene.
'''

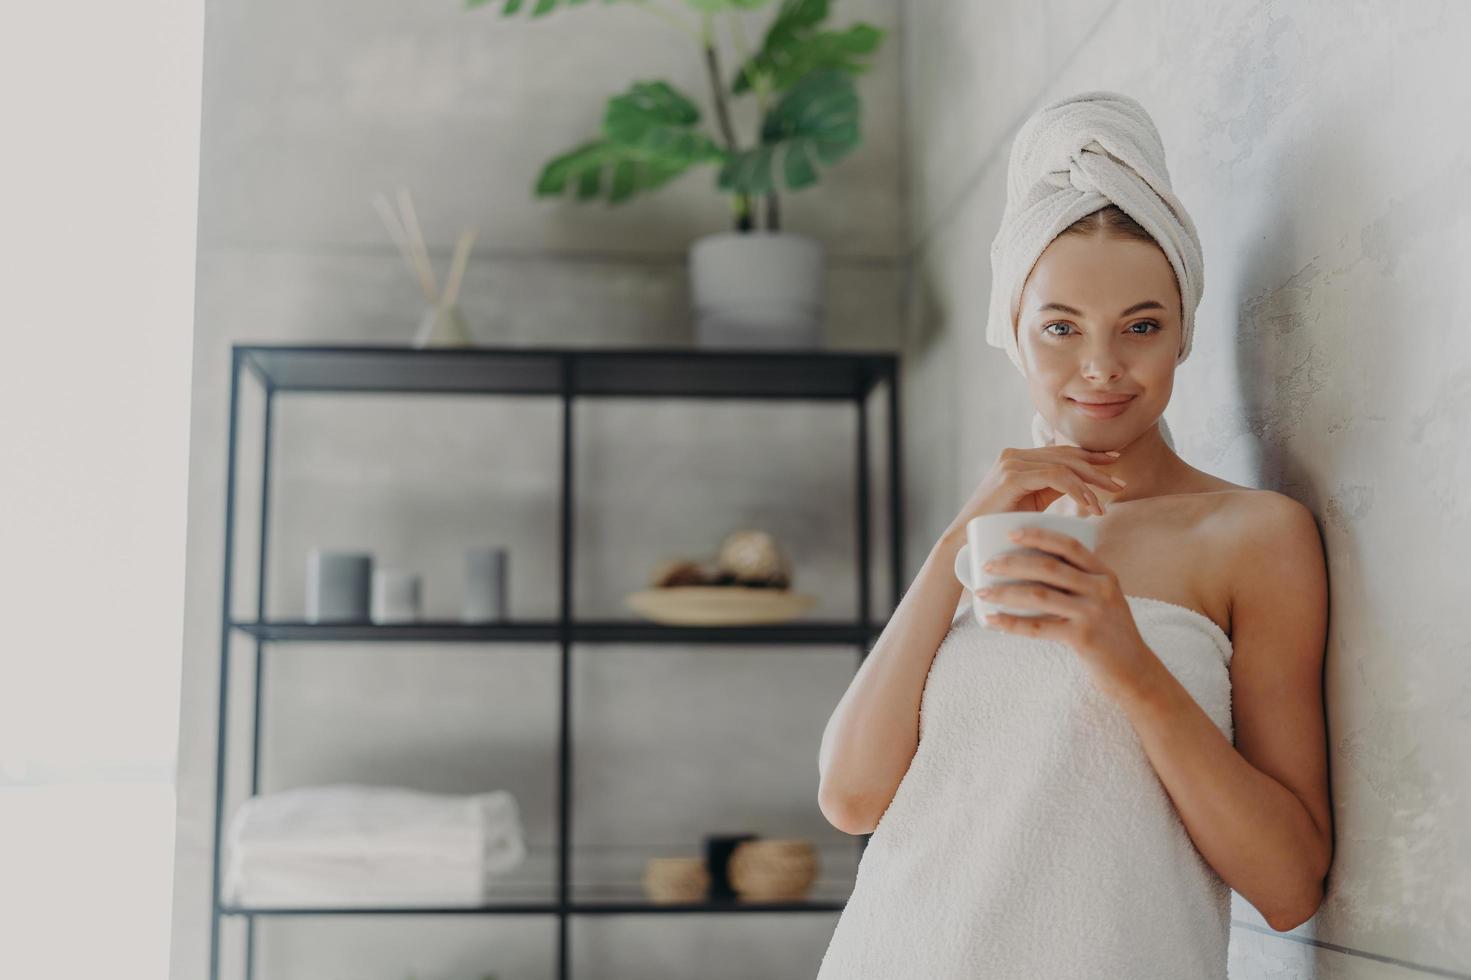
[372,187,479,348]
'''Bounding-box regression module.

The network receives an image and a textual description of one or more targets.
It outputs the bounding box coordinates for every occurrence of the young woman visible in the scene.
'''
[814,92,1332,979]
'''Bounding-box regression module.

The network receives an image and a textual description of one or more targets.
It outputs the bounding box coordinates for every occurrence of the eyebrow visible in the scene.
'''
[1036,300,1166,318]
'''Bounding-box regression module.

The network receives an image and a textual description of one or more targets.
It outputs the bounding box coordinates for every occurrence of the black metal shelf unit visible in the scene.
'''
[210,343,904,980]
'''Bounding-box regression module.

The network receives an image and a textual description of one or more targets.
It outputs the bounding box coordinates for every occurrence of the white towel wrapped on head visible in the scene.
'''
[986,90,1204,450]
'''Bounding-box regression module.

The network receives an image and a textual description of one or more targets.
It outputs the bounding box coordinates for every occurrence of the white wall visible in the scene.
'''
[0,1,202,979]
[901,0,1471,976]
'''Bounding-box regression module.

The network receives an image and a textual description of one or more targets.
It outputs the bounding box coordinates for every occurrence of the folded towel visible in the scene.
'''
[226,855,492,909]
[226,783,523,863]
[225,853,488,906]
[223,783,527,907]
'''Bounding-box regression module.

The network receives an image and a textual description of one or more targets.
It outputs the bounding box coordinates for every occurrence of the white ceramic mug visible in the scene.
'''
[954,512,1099,625]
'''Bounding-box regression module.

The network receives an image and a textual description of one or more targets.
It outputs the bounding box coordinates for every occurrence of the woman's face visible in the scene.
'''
[1014,232,1183,451]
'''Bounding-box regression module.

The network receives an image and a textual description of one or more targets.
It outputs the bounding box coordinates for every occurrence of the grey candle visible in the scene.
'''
[372,568,422,623]
[463,546,508,622]
[307,549,372,623]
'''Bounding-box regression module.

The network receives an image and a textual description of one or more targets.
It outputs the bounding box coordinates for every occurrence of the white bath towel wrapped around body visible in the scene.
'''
[815,593,1235,979]
[224,783,527,908]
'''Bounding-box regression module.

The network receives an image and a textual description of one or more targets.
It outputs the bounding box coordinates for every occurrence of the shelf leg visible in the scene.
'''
[210,350,244,980]
[556,358,574,980]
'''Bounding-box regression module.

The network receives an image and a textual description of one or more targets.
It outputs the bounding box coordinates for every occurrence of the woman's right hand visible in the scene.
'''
[948,446,1126,533]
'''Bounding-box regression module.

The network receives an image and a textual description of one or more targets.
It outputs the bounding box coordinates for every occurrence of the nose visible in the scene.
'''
[1079,340,1125,382]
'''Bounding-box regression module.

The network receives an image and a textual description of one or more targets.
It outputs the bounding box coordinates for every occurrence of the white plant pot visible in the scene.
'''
[688,230,826,349]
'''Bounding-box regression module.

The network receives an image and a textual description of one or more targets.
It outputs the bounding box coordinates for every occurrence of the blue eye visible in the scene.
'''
[1042,320,1161,336]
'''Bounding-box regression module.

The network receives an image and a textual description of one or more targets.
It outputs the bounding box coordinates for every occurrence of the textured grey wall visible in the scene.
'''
[901,0,1470,977]
[169,1,904,978]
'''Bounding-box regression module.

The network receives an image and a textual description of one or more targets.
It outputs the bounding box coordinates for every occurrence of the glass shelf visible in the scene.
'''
[220,895,850,917]
[237,343,893,400]
[216,843,862,918]
[219,884,854,917]
[230,619,884,644]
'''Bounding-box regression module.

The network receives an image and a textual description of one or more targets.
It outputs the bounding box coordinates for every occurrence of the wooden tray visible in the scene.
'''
[624,586,818,625]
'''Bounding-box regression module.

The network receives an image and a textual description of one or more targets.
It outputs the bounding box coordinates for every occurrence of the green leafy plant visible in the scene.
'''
[465,0,884,231]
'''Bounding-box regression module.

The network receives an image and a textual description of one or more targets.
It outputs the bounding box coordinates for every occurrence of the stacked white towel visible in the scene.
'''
[223,783,527,908]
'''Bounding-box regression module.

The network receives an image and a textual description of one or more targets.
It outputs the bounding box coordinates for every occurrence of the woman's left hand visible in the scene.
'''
[974,525,1156,702]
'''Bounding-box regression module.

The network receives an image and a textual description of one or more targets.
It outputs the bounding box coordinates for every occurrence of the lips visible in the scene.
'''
[1070,394,1135,405]
[1069,395,1134,418]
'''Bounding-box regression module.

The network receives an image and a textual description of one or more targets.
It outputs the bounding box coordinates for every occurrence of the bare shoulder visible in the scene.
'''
[1212,488,1327,642]
[1174,484,1318,636]
[1210,487,1320,554]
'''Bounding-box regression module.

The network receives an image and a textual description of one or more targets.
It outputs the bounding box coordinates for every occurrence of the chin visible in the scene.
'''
[1056,422,1130,453]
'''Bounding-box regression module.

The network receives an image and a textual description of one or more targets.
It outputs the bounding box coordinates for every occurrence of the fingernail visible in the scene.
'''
[1107,451,1122,457]
[1112,476,1127,486]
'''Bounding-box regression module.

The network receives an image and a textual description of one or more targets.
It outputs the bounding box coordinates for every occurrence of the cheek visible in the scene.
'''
[1019,332,1063,366]
[1026,344,1081,387]
[1137,350,1177,389]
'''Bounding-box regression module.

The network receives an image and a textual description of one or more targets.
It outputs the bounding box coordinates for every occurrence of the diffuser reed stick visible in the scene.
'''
[442,228,478,308]
[371,191,436,302]
[395,186,439,299]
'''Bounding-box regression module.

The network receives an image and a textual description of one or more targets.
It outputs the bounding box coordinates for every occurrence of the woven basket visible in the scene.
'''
[728,839,818,900]
[640,856,710,903]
